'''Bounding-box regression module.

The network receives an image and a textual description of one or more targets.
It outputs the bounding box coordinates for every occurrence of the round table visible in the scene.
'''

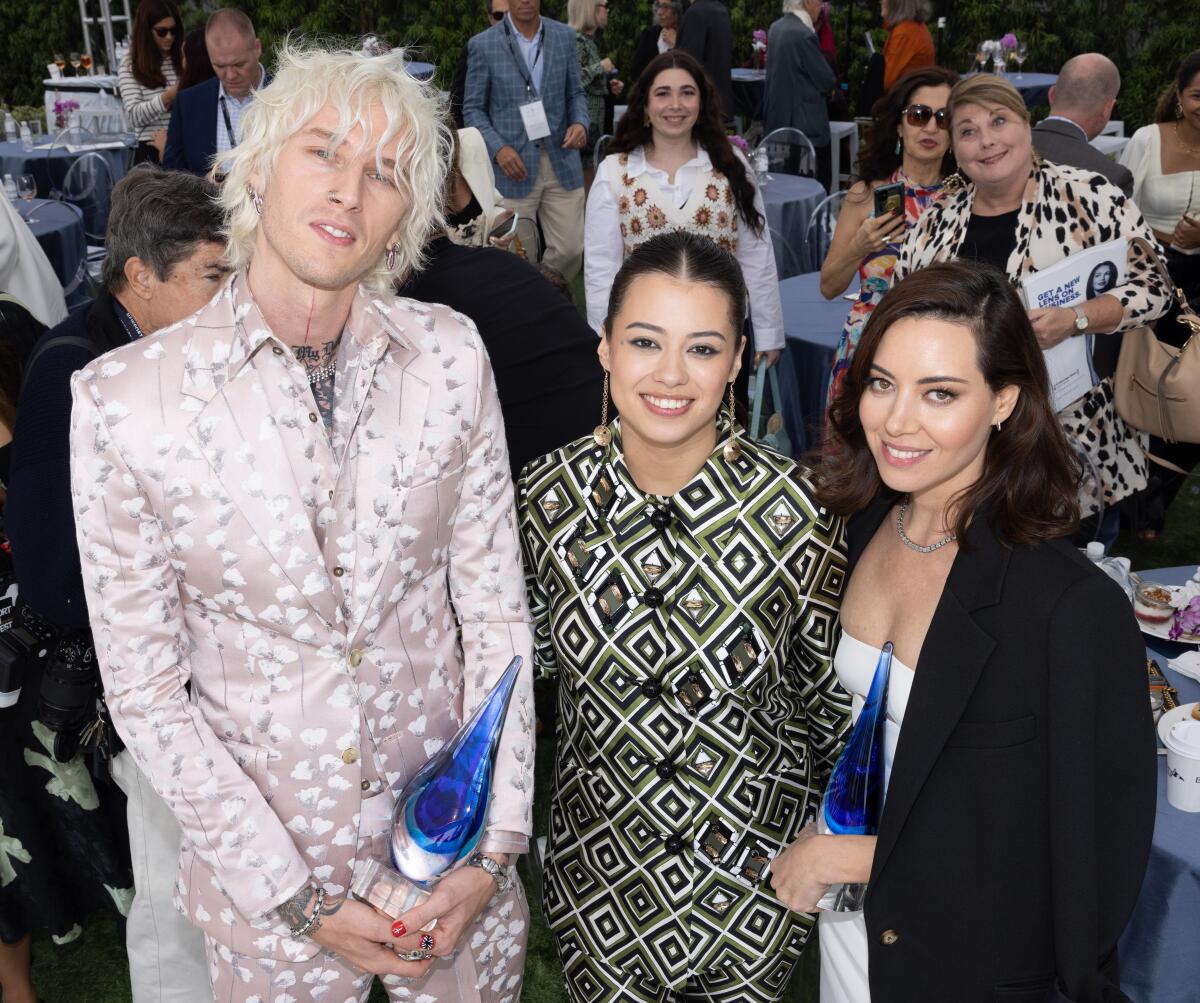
[0,138,132,203]
[405,61,435,81]
[777,270,854,453]
[22,198,85,291]
[966,71,1056,108]
[1118,564,1200,1003]
[761,173,827,278]
[731,68,765,123]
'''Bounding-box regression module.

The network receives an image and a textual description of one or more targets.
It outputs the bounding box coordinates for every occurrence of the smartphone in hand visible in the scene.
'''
[873,181,904,219]
[488,212,519,242]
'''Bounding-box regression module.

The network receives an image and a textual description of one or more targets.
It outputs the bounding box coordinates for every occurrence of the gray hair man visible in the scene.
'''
[70,42,533,1001]
[6,165,228,1003]
[1033,53,1133,196]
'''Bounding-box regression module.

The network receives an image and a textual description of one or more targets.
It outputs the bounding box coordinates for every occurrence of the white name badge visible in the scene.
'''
[519,99,551,142]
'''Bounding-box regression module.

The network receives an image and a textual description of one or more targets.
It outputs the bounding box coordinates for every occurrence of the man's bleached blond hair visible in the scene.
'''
[217,40,450,291]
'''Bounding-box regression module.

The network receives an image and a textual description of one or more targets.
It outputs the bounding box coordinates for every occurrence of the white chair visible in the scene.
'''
[757,127,817,179]
[769,226,802,280]
[594,133,612,166]
[802,190,847,273]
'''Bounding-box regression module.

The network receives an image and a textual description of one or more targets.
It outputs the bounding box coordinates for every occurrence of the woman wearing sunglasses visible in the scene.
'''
[823,67,958,411]
[118,0,183,164]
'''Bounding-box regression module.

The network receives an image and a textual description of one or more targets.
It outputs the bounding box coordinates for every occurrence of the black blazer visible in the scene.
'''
[676,0,735,122]
[163,76,220,175]
[847,498,1156,1002]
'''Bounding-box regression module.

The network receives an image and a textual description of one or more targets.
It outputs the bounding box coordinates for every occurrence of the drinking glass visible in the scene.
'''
[70,52,82,75]
[80,53,93,74]
[992,54,1006,76]
[1015,42,1028,75]
[17,174,37,222]
[53,53,66,75]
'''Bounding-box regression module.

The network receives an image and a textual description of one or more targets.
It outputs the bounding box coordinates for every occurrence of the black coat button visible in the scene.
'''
[655,760,676,779]
[664,834,685,854]
[643,588,664,608]
[649,507,672,531]
[640,679,663,699]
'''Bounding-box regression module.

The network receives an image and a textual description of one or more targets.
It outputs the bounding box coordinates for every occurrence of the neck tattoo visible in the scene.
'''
[293,337,340,431]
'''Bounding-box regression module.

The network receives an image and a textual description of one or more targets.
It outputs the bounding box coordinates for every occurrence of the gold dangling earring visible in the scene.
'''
[723,381,741,463]
[593,371,612,447]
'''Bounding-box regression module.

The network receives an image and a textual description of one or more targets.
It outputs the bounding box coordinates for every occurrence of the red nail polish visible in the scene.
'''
[391,920,407,938]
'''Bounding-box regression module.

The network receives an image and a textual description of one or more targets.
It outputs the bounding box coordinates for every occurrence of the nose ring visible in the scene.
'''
[327,190,342,204]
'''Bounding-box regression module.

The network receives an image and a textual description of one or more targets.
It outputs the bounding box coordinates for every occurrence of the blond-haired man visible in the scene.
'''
[71,43,533,1001]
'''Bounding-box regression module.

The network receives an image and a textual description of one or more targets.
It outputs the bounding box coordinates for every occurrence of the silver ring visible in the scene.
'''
[397,949,431,962]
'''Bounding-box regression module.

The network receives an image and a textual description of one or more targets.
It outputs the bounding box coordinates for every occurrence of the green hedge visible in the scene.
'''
[3,0,1196,135]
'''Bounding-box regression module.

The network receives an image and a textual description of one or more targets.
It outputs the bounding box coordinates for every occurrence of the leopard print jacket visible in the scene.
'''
[892,160,1171,333]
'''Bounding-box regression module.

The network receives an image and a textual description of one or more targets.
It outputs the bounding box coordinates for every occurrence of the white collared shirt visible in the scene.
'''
[583,145,785,351]
[215,64,265,168]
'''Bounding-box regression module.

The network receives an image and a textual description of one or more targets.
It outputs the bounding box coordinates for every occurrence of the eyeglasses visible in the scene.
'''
[153,25,178,38]
[903,103,949,130]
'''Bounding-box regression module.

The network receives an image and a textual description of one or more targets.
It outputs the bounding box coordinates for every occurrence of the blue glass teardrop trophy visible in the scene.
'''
[349,656,523,917]
[815,641,892,912]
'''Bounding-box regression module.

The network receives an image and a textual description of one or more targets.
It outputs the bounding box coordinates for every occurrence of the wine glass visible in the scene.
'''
[80,52,93,75]
[70,52,82,75]
[17,174,37,222]
[53,53,66,76]
[992,54,1006,76]
[1015,42,1028,76]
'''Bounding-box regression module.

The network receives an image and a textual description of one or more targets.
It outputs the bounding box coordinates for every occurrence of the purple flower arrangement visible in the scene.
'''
[52,98,79,129]
[1169,596,1200,641]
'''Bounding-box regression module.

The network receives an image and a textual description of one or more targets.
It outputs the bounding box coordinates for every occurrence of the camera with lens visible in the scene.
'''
[0,587,56,695]
[38,628,105,759]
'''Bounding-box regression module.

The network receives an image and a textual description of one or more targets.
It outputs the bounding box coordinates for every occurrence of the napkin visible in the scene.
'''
[1168,651,1200,683]
[1169,570,1200,610]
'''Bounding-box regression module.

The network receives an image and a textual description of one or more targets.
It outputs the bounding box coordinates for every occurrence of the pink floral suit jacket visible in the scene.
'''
[68,273,534,962]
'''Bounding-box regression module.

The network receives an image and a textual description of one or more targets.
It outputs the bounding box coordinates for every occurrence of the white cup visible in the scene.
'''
[1164,720,1200,812]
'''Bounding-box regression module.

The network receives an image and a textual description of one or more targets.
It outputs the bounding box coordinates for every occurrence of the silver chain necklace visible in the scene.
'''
[306,359,337,385]
[895,500,957,554]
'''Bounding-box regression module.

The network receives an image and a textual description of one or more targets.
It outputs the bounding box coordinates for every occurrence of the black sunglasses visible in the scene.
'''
[153,25,178,38]
[903,103,949,130]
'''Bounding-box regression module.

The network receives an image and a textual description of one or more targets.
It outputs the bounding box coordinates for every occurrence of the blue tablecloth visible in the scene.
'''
[1119,564,1200,1003]
[0,138,131,201]
[23,198,84,289]
[966,71,1056,108]
[762,174,827,278]
[731,68,765,122]
[406,61,435,81]
[778,270,853,454]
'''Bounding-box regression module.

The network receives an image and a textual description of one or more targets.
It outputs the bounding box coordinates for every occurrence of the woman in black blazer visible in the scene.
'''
[769,261,1157,1001]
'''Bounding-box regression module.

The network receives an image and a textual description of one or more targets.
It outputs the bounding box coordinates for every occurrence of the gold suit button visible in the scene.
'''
[332,566,345,577]
[361,779,371,791]
[272,346,284,356]
[342,747,359,765]
[308,412,319,423]
[348,649,363,668]
[880,929,899,946]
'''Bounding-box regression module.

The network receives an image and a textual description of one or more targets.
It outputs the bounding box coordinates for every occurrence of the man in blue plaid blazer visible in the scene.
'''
[464,0,589,280]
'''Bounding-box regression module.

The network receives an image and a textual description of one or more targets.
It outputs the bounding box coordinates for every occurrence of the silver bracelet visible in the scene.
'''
[289,885,326,940]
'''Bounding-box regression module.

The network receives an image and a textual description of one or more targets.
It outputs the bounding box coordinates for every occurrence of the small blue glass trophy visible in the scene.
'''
[816,641,892,912]
[350,656,523,917]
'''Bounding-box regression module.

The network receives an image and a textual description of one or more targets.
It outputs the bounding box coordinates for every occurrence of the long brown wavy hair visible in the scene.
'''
[129,0,183,90]
[1154,50,1200,123]
[816,261,1080,548]
[609,50,764,235]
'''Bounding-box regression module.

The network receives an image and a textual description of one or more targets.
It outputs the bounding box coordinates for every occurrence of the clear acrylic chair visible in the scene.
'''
[757,127,817,179]
[770,226,802,280]
[802,189,848,273]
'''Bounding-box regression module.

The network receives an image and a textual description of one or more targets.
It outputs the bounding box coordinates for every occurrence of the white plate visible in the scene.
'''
[1135,584,1200,645]
[1158,702,1200,746]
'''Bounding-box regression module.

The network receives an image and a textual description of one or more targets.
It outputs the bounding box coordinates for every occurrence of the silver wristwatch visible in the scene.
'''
[467,851,513,892]
[1071,305,1088,332]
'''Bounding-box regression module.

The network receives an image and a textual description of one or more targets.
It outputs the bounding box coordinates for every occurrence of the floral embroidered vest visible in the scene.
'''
[613,152,739,256]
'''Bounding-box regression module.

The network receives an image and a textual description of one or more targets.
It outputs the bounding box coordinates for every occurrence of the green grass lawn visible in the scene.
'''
[30,473,1199,1000]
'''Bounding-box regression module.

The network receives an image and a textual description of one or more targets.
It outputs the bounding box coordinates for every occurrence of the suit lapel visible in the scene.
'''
[866,515,1011,886]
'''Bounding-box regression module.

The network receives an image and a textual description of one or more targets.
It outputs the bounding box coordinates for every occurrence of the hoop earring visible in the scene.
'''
[385,244,398,271]
[246,184,263,216]
[593,372,612,447]
[723,381,741,463]
[994,419,1002,432]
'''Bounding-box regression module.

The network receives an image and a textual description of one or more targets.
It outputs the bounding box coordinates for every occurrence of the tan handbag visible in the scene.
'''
[1113,236,1200,445]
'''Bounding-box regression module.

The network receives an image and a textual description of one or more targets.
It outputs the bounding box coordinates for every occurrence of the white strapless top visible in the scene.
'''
[818,632,916,1003]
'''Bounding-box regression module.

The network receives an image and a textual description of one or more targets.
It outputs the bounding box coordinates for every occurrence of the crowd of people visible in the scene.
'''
[0,1,1197,1002]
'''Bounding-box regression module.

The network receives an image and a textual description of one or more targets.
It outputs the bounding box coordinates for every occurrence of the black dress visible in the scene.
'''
[0,298,133,946]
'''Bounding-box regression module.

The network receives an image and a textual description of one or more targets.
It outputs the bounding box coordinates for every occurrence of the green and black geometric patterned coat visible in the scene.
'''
[517,420,851,990]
